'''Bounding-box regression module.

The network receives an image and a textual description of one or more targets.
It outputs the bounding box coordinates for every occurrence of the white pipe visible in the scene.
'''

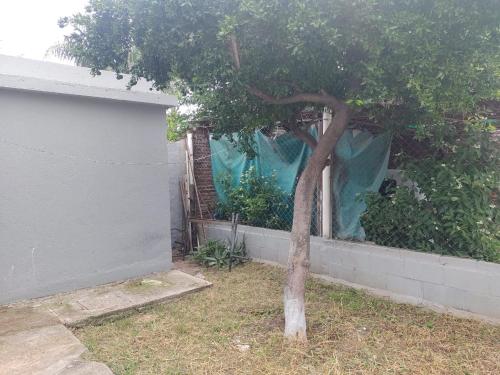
[322,111,332,238]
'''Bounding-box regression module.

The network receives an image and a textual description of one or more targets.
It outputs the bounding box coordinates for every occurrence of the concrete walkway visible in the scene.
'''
[0,270,211,375]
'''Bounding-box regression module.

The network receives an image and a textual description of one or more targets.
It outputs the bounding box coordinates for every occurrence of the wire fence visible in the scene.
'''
[185,117,499,263]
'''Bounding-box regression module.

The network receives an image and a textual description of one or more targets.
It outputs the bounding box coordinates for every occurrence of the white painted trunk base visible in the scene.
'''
[283,291,307,339]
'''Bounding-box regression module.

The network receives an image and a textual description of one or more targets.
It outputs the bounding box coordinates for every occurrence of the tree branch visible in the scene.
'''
[246,86,341,109]
[226,34,342,111]
[229,35,241,70]
[284,119,318,150]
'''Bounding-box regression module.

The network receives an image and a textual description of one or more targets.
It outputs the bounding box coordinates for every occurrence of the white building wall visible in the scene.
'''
[0,55,176,304]
[167,140,186,247]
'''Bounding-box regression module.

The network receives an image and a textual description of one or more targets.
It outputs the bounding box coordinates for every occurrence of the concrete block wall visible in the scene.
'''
[206,223,500,322]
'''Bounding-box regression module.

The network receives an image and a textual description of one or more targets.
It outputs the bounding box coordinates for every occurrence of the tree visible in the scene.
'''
[59,0,500,341]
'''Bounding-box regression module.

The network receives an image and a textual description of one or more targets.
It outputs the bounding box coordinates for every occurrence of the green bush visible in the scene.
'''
[362,121,499,262]
[191,239,247,268]
[166,108,189,142]
[216,167,293,230]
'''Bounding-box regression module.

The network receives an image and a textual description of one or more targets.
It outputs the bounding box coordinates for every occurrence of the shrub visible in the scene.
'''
[362,121,499,262]
[191,239,247,268]
[216,167,293,230]
[166,108,189,142]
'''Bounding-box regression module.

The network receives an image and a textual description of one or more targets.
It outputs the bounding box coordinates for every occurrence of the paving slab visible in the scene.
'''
[0,270,211,375]
[0,325,86,375]
[0,306,58,336]
[35,270,211,326]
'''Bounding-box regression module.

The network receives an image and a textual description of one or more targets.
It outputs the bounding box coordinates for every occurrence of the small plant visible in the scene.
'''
[191,239,247,268]
[216,167,293,230]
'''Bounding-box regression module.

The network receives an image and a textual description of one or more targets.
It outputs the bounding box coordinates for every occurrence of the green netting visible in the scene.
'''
[210,128,391,239]
[210,130,314,198]
[333,130,392,240]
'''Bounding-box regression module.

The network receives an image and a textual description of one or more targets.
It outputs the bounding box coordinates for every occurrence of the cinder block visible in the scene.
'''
[334,248,372,270]
[247,245,262,260]
[385,275,423,299]
[353,268,387,290]
[422,283,472,312]
[367,253,405,278]
[422,282,449,306]
[240,231,261,253]
[254,232,280,250]
[475,260,500,275]
[278,247,289,265]
[310,236,324,249]
[207,226,231,242]
[443,267,490,295]
[258,239,280,263]
[335,239,401,259]
[404,258,445,284]
[310,247,328,274]
[328,262,356,283]
[439,254,481,269]
[459,292,500,318]
[264,248,280,263]
[489,274,500,298]
[423,283,500,319]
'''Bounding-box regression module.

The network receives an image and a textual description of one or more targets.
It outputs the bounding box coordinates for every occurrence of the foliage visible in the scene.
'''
[362,121,499,262]
[191,239,246,268]
[216,167,292,230]
[166,108,189,142]
[58,0,500,137]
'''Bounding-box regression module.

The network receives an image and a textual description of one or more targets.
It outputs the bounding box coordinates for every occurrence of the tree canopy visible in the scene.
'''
[58,0,500,340]
[59,0,500,135]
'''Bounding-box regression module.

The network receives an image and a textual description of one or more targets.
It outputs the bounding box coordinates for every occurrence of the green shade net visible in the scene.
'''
[210,128,391,239]
[210,130,314,198]
[333,130,392,240]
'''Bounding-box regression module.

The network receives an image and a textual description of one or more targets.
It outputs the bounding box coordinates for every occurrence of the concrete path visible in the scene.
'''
[0,270,211,375]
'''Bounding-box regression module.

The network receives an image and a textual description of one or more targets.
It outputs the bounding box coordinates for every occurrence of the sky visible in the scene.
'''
[0,0,89,64]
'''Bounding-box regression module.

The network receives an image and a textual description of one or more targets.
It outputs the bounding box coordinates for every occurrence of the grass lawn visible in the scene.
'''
[74,262,500,375]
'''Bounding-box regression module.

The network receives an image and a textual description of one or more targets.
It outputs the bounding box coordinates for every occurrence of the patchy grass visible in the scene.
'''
[124,278,170,294]
[74,263,500,375]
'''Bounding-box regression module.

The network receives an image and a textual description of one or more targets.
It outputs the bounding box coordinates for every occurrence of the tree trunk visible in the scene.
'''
[284,103,350,341]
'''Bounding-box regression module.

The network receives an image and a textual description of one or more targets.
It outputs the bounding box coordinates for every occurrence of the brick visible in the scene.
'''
[191,127,217,218]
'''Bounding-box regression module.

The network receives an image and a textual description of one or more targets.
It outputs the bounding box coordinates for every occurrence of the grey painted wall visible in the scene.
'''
[207,223,500,323]
[167,140,186,247]
[0,88,172,304]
